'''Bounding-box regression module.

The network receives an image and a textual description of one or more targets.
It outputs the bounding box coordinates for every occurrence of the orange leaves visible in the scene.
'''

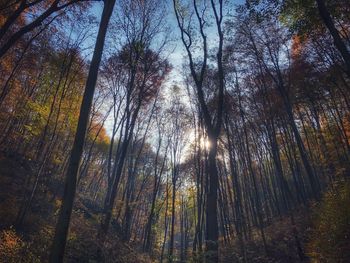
[0,228,24,261]
[291,35,303,61]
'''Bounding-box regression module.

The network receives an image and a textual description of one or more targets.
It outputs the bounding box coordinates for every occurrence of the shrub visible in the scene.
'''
[307,181,350,262]
[0,227,25,262]
[0,227,40,263]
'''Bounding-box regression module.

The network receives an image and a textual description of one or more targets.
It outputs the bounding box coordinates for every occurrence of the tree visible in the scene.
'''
[97,0,170,250]
[49,0,116,261]
[0,0,88,58]
[315,0,350,75]
[173,0,225,261]
[279,0,350,76]
[167,86,189,262]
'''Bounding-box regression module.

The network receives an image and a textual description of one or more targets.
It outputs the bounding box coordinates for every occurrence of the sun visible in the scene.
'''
[200,136,211,150]
[187,129,211,151]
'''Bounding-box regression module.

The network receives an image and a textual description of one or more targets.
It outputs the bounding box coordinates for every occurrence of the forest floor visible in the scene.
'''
[0,151,315,262]
[221,210,311,263]
[0,151,152,263]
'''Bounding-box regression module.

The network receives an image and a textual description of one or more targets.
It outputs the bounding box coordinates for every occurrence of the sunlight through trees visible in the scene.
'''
[0,0,350,262]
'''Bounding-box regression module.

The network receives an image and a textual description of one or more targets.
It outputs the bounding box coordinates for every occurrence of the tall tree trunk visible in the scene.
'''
[160,181,170,263]
[205,134,219,263]
[168,173,176,262]
[49,1,116,262]
[315,0,350,76]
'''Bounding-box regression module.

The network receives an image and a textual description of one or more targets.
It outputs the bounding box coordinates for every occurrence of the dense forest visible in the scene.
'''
[0,0,349,262]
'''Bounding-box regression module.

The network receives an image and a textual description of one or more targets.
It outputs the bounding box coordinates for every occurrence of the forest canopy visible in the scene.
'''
[0,0,349,262]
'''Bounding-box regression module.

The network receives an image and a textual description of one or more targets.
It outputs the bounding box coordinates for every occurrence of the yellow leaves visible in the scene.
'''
[344,113,350,144]
[306,181,350,262]
[89,122,109,144]
[68,231,78,242]
[55,199,62,208]
[54,199,63,216]
[20,99,48,138]
[28,100,49,119]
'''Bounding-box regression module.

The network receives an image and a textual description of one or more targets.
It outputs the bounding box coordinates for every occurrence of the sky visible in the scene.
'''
[81,0,245,137]
[85,0,245,69]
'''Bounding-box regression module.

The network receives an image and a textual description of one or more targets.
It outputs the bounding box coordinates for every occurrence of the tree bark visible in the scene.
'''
[49,1,115,261]
[315,0,350,76]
